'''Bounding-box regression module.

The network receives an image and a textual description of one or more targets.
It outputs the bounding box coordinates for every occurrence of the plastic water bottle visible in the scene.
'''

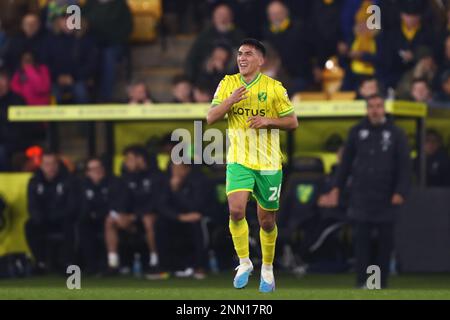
[208,250,219,274]
[133,253,142,277]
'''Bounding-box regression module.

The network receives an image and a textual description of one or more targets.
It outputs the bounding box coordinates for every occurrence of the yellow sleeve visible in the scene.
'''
[274,83,294,117]
[211,76,229,106]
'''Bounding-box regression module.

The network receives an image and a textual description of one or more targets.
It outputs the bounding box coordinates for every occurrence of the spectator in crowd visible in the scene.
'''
[384,2,434,88]
[340,0,380,45]
[0,22,8,68]
[84,0,133,102]
[0,68,26,171]
[409,78,433,103]
[436,34,450,85]
[193,82,213,103]
[339,0,384,90]
[171,75,193,103]
[308,0,343,87]
[11,51,51,106]
[433,70,450,104]
[4,13,47,74]
[396,47,438,99]
[323,93,411,288]
[263,1,311,92]
[195,43,233,88]
[26,151,77,274]
[41,0,81,31]
[158,162,208,278]
[415,129,450,187]
[77,157,123,275]
[46,14,97,104]
[0,0,40,36]
[105,146,165,276]
[127,79,155,104]
[185,3,245,81]
[355,76,381,99]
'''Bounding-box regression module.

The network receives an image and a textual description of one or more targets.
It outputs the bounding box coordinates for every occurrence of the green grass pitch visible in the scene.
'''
[1,273,450,300]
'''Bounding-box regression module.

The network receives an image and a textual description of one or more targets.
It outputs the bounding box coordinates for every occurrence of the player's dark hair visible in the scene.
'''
[172,74,191,86]
[123,144,148,159]
[85,156,105,168]
[411,77,430,88]
[239,38,266,57]
[41,148,58,158]
[358,76,378,88]
[365,92,385,103]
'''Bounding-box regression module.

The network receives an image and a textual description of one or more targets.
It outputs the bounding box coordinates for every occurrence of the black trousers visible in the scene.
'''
[25,219,75,270]
[353,220,395,288]
[157,218,207,271]
[78,221,105,274]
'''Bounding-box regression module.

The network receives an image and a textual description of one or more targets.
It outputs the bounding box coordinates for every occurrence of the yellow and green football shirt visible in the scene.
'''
[211,73,294,171]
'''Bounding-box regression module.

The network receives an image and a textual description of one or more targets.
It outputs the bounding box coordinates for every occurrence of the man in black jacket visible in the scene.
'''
[104,146,164,274]
[158,162,208,279]
[76,157,123,275]
[26,151,77,273]
[323,93,411,288]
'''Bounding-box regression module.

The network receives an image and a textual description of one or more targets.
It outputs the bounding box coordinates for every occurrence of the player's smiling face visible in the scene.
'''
[237,45,264,78]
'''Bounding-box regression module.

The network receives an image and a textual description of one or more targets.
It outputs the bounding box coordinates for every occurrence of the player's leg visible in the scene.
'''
[256,206,278,292]
[104,213,136,270]
[228,191,253,288]
[253,170,282,293]
[141,213,159,268]
[226,163,255,288]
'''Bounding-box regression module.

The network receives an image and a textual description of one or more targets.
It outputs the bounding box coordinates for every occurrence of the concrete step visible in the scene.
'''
[131,35,195,69]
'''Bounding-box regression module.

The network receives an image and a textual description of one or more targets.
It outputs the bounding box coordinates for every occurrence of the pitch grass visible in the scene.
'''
[1,273,450,300]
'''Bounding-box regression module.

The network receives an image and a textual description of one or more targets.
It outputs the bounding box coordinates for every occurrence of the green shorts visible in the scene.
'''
[226,163,283,211]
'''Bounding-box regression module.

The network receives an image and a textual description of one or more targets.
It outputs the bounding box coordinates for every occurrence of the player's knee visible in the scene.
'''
[142,215,155,230]
[260,217,275,232]
[229,203,246,221]
[105,215,116,228]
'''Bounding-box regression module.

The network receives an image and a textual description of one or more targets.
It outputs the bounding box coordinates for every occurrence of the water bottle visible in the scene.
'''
[208,250,219,274]
[133,253,142,277]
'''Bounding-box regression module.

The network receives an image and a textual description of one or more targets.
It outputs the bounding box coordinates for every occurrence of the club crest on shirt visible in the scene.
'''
[258,92,267,102]
[359,129,369,140]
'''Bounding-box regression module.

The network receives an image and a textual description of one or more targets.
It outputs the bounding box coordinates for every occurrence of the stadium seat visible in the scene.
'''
[127,0,162,43]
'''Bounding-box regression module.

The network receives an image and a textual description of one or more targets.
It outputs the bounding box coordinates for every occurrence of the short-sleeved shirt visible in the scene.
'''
[211,73,294,171]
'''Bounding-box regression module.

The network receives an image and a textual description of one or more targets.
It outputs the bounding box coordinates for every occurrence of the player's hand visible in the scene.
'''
[391,193,404,206]
[318,188,339,208]
[247,116,271,129]
[227,86,248,105]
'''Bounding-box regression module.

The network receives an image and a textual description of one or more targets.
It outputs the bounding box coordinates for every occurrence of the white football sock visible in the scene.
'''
[108,252,119,268]
[239,257,252,265]
[150,252,159,266]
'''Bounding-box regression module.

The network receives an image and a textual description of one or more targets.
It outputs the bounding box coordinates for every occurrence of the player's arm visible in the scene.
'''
[206,86,248,125]
[248,112,298,130]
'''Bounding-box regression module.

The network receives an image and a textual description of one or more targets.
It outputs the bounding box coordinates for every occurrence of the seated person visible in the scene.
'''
[104,145,165,276]
[415,129,450,187]
[76,157,123,275]
[127,79,156,104]
[26,150,77,274]
[355,77,381,100]
[158,162,208,279]
[171,75,193,103]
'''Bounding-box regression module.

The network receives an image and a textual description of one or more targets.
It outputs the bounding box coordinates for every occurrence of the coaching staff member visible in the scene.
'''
[322,93,411,288]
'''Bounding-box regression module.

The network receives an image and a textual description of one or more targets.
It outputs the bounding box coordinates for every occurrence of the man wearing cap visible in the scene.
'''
[322,94,411,288]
